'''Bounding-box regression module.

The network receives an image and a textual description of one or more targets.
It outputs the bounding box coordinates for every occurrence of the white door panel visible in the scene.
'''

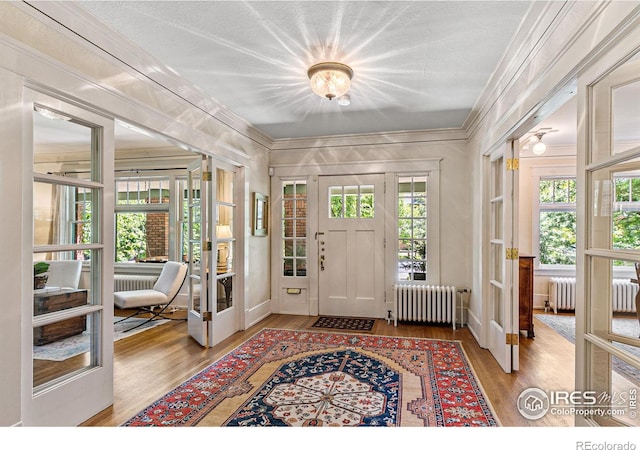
[486,142,519,373]
[319,174,385,318]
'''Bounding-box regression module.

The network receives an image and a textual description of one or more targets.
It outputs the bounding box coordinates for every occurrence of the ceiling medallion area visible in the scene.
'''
[307,61,354,103]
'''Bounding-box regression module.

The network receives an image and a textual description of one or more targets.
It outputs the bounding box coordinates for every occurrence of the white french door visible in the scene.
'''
[577,47,640,427]
[25,92,114,425]
[318,174,385,318]
[186,157,210,346]
[486,142,520,373]
[186,158,240,347]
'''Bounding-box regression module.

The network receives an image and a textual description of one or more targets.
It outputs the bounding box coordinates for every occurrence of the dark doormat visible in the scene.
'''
[311,316,376,331]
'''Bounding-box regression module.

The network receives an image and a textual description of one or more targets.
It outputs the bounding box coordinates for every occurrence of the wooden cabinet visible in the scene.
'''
[519,256,535,338]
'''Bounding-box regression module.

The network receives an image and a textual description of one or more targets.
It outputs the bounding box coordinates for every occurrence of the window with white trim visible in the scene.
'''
[282,180,307,277]
[397,175,427,281]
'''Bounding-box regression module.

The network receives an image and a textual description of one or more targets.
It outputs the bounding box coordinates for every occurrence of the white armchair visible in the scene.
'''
[114,261,188,331]
[45,260,82,289]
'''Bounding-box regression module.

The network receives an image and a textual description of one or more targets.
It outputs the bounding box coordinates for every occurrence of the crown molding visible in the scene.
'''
[270,127,467,152]
[20,1,274,151]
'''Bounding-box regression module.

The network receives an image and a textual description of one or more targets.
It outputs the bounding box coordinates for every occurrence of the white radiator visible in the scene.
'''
[114,274,157,292]
[393,284,457,329]
[549,277,638,313]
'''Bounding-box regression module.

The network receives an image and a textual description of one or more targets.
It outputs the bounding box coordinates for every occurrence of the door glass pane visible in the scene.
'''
[215,168,234,313]
[33,108,101,393]
[33,107,93,177]
[330,186,343,218]
[612,79,640,155]
[34,183,96,247]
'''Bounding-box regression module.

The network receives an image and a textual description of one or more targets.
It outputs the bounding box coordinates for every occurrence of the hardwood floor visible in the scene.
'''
[80,311,577,427]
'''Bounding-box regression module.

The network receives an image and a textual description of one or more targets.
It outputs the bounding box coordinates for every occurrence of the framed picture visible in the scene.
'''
[252,192,268,236]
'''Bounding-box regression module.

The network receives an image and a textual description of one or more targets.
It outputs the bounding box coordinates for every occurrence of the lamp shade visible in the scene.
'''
[532,141,547,155]
[307,62,353,100]
[216,225,232,239]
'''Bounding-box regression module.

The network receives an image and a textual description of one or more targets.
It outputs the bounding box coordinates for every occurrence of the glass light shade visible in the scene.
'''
[307,62,353,100]
[532,141,547,155]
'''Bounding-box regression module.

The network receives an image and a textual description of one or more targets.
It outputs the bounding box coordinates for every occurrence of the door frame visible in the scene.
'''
[270,159,442,318]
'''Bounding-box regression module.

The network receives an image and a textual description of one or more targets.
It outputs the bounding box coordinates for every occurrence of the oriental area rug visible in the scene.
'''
[122,328,499,427]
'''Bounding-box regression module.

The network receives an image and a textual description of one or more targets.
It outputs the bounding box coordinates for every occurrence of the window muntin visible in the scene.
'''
[397,176,427,281]
[329,184,374,218]
[538,177,577,265]
[282,181,307,277]
[115,177,170,263]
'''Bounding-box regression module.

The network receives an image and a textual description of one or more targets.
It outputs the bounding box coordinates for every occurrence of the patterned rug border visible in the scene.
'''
[121,328,500,427]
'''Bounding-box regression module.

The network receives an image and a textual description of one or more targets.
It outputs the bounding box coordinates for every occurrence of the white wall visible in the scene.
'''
[270,131,473,294]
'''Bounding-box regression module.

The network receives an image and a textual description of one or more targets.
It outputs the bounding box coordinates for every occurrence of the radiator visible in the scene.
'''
[114,274,157,292]
[393,284,457,329]
[549,277,638,313]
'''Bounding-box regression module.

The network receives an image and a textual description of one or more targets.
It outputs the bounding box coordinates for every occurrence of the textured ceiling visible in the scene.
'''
[78,1,534,140]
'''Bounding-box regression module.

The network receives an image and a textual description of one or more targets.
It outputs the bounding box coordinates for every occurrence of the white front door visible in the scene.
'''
[186,157,210,346]
[318,174,385,318]
[24,92,114,425]
[486,142,520,373]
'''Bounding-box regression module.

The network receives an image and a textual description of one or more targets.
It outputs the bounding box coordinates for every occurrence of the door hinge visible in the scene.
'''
[506,248,519,260]
[206,241,212,251]
[506,158,519,171]
[202,311,212,321]
[506,333,519,345]
[202,171,212,181]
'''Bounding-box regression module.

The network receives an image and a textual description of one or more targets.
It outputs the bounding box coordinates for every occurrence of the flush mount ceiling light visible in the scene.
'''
[307,62,354,100]
[531,132,547,155]
[526,128,558,155]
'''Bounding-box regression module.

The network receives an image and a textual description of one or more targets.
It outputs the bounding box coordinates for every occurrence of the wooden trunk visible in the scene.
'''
[33,289,88,345]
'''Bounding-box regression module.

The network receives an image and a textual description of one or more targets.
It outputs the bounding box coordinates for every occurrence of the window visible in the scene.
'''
[397,176,427,281]
[115,178,170,263]
[538,177,577,265]
[282,180,307,277]
[612,176,640,257]
[329,185,374,218]
[537,175,640,267]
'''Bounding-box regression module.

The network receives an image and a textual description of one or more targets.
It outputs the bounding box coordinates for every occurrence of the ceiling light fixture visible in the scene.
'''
[532,132,547,155]
[307,62,354,100]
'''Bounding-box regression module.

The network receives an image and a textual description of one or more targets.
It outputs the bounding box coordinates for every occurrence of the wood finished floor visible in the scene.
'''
[81,311,576,427]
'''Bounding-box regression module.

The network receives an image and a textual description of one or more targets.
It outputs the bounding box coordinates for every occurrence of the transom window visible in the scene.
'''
[115,177,170,263]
